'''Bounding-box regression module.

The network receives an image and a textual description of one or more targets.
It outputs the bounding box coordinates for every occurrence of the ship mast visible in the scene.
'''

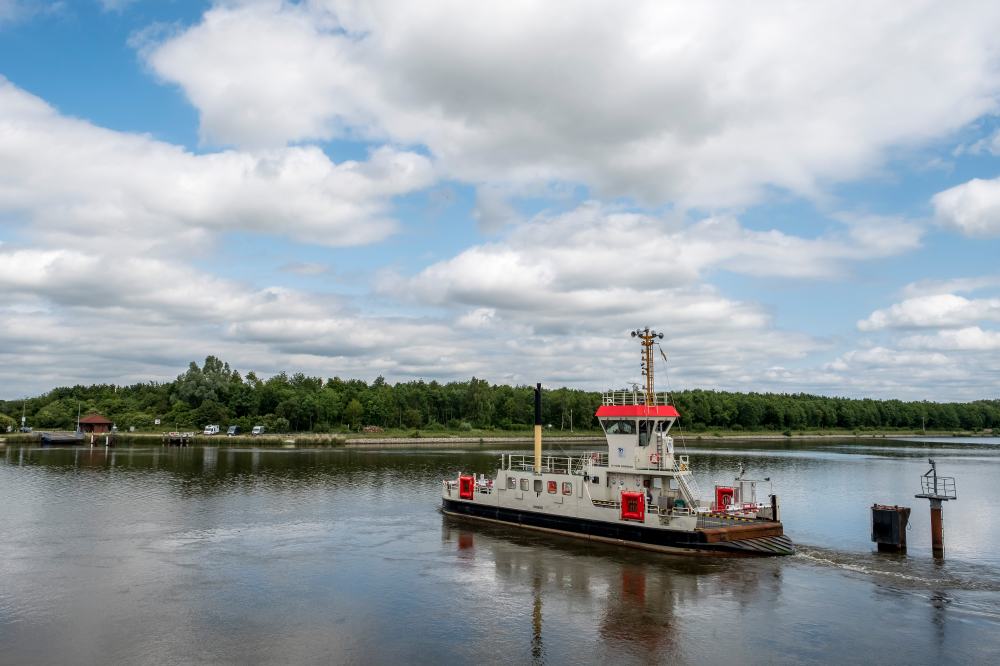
[631,327,663,405]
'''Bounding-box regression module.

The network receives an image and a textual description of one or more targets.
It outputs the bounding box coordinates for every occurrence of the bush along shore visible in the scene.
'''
[1,429,995,451]
[3,356,1000,440]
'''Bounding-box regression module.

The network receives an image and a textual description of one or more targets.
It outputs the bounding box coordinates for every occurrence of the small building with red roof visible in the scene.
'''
[78,413,113,433]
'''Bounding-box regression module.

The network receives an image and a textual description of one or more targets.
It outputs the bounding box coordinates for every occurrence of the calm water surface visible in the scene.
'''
[2,439,1000,665]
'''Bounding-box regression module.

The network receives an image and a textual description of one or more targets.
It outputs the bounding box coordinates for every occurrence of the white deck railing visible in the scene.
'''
[502,453,603,474]
[602,390,672,406]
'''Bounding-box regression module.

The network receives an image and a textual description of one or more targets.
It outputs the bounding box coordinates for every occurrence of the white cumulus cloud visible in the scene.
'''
[932,176,1000,237]
[0,244,480,396]
[858,294,1000,331]
[0,77,434,251]
[143,0,1000,208]
[390,203,922,315]
[900,327,1000,352]
[901,275,1000,298]
[376,202,936,388]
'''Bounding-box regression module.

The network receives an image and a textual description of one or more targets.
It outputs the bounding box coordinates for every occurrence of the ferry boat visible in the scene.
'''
[441,328,794,556]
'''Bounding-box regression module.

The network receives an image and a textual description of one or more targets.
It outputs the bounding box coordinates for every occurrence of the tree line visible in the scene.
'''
[2,356,998,433]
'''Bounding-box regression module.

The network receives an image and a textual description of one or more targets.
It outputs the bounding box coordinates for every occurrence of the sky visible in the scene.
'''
[1,0,1000,402]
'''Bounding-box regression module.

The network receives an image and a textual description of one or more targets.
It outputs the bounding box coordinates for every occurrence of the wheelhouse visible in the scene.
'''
[596,393,680,471]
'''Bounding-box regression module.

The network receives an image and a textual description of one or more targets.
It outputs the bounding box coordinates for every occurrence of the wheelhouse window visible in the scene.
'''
[603,419,636,435]
[638,420,654,447]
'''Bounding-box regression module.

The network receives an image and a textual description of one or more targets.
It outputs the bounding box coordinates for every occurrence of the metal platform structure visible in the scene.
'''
[914,459,957,557]
[914,459,957,501]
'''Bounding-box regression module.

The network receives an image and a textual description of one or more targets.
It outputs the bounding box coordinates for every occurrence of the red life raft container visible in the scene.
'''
[459,475,475,500]
[621,491,645,522]
[715,486,735,511]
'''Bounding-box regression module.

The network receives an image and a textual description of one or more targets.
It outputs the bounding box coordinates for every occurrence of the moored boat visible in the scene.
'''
[441,328,794,556]
[38,405,88,446]
[39,431,85,446]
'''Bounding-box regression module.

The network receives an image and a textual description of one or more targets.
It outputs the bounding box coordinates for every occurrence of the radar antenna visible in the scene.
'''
[630,327,664,405]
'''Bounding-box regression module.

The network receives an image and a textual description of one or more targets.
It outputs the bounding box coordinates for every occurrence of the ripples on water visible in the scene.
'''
[2,440,1000,664]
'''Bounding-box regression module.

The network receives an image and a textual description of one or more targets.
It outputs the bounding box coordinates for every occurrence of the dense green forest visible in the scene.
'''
[2,356,999,434]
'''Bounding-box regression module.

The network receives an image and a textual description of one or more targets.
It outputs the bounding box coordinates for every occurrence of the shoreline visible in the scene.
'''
[342,431,999,447]
[3,430,997,449]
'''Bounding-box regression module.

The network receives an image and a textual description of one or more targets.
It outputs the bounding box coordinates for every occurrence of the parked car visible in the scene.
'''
[19,426,32,433]
[203,424,220,436]
[251,425,265,436]
[226,425,240,437]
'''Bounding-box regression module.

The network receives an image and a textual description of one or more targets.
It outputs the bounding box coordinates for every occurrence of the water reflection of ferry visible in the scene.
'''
[442,329,793,556]
[442,521,783,663]
[443,521,688,661]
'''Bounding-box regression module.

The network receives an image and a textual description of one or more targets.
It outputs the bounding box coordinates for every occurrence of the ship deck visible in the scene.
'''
[696,513,765,528]
[693,513,791,554]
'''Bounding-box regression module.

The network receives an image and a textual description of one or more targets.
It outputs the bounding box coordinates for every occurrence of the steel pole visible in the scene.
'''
[929,498,944,557]
[534,383,542,473]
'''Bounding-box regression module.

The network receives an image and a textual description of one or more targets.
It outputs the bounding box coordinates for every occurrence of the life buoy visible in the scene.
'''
[649,453,660,465]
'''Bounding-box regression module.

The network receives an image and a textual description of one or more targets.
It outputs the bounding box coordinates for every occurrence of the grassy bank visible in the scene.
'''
[3,426,996,449]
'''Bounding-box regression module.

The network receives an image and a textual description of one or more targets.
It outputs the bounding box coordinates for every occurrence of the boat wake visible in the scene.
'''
[794,544,1000,593]
[793,545,1000,624]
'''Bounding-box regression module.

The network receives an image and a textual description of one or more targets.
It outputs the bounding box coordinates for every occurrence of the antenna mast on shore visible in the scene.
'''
[631,327,664,405]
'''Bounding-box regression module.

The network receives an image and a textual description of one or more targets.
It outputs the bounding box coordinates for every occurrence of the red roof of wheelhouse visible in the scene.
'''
[595,405,680,418]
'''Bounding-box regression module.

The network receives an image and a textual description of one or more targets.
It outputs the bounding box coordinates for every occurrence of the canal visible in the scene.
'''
[2,439,999,664]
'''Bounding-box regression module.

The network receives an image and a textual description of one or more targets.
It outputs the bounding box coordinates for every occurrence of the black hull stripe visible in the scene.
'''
[441,499,793,557]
